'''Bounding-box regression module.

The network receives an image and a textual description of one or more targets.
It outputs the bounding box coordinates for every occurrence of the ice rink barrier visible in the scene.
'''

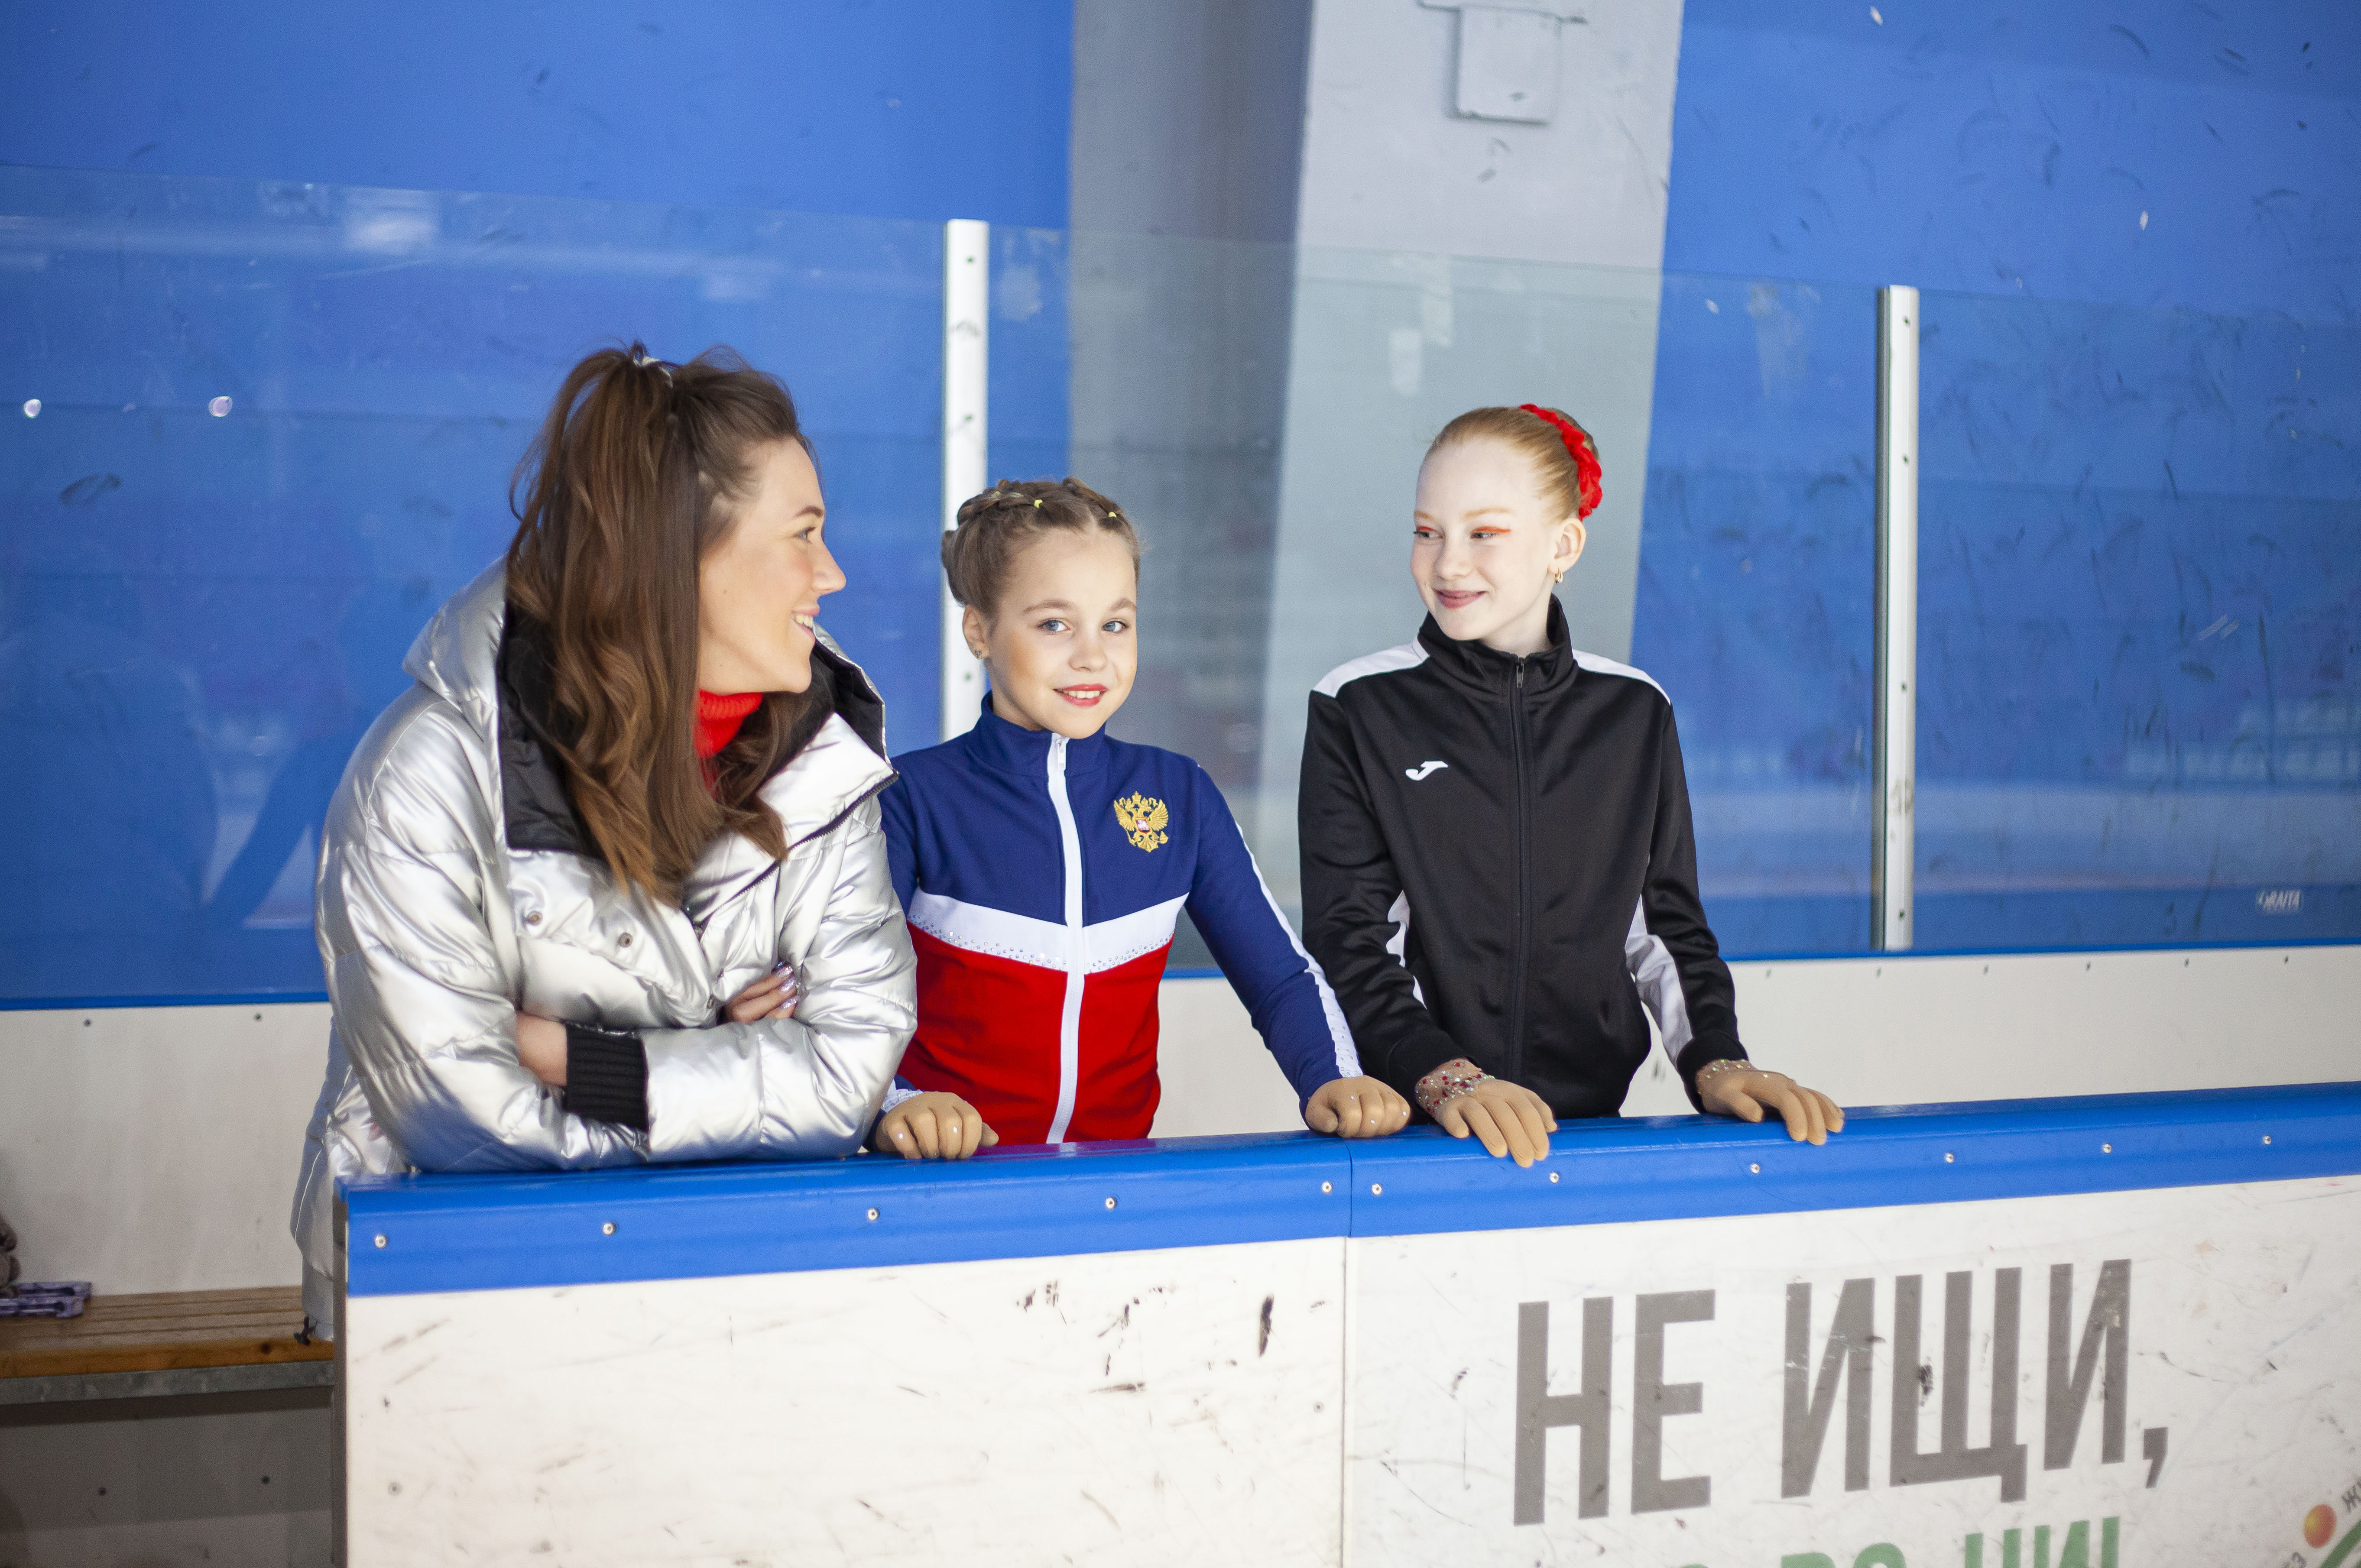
[337,1083,2361,1566]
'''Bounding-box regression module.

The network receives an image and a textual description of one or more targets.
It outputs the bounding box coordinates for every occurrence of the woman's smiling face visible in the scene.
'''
[697,439,842,694]
[968,527,1138,739]
[1411,435,1584,657]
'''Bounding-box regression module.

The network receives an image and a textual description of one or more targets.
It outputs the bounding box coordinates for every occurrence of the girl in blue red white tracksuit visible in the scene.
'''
[877,479,1411,1147]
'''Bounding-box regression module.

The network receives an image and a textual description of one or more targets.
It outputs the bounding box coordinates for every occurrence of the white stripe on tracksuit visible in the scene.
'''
[1045,735,1085,1143]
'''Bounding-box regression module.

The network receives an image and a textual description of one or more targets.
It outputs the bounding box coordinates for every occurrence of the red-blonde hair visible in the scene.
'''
[1426,405,1602,522]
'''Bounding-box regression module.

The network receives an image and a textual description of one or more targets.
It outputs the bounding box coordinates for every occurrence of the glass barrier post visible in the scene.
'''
[941,219,990,740]
[1874,285,1920,951]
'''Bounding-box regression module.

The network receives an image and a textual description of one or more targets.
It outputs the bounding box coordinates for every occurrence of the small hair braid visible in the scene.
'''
[944,477,1139,612]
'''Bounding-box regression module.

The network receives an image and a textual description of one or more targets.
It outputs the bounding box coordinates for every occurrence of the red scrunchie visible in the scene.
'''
[1519,404,1602,521]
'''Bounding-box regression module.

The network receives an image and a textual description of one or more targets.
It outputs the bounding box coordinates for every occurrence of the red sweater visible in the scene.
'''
[694,691,762,760]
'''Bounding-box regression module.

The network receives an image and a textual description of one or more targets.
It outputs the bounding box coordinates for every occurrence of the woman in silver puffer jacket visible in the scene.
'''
[292,345,976,1329]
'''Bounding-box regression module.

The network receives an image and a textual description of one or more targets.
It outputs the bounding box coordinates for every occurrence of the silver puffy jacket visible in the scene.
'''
[292,567,915,1326]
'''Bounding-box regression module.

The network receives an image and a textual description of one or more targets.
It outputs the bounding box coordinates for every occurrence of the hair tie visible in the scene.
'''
[631,348,674,384]
[1518,404,1602,520]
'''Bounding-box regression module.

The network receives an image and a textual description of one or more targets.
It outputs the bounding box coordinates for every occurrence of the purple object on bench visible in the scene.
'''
[0,1282,93,1319]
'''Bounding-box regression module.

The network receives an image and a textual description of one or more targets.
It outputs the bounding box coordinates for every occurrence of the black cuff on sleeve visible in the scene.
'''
[562,1023,649,1131]
[1676,1033,1747,1111]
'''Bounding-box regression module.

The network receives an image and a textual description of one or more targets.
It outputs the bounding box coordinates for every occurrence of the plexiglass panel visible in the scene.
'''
[0,168,952,1000]
[1073,241,1882,962]
[1635,274,1880,956]
[1089,242,2353,960]
[1912,289,2360,946]
[4,169,2349,1004]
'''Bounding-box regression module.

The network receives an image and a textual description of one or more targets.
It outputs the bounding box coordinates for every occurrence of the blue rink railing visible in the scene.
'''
[342,1082,2361,1298]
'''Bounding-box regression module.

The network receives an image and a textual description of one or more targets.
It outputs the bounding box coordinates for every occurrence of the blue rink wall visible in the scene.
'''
[1637,2,2361,956]
[0,3,1073,1002]
[0,2,1072,227]
[2,0,2357,1005]
[336,1085,2361,1564]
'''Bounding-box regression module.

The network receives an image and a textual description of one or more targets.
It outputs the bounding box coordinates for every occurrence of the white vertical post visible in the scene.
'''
[941,219,989,741]
[1873,285,1920,952]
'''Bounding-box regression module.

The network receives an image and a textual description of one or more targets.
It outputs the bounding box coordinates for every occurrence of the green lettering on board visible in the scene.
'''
[1966,1519,2116,1568]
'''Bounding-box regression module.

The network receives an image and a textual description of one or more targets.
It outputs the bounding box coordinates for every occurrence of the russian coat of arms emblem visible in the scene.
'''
[1112,793,1170,852]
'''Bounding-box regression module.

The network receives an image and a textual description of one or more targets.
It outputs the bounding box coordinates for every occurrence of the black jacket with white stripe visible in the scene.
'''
[1298,598,1743,1119]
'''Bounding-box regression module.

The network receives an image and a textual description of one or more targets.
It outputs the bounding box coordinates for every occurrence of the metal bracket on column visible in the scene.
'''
[1417,0,1586,124]
[941,219,989,741]
[1873,285,1920,951]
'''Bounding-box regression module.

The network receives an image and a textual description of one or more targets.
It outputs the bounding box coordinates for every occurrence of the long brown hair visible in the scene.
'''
[505,343,816,900]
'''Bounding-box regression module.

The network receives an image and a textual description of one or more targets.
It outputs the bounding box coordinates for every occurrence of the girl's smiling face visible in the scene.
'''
[1411,435,1584,657]
[967,527,1138,739]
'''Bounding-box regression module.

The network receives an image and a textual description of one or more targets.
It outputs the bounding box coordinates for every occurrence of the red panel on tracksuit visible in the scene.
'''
[900,927,1069,1144]
[900,928,1173,1144]
[1067,943,1170,1141]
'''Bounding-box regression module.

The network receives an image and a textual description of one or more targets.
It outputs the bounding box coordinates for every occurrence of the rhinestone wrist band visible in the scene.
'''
[1414,1058,1491,1115]
[1693,1057,1756,1094]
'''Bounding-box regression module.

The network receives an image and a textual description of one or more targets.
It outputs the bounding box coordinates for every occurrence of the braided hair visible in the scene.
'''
[1427,405,1602,524]
[942,478,1139,614]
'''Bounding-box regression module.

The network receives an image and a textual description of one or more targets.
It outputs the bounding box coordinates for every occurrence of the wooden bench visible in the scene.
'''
[0,1286,334,1405]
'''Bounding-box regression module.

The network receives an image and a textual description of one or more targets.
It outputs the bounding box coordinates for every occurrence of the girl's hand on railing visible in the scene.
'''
[1697,1064,1845,1145]
[724,964,798,1023]
[1304,1076,1413,1139]
[1424,1067,1558,1167]
[875,1092,998,1160]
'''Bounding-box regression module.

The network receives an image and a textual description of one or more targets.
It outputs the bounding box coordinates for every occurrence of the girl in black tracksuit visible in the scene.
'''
[1299,404,1844,1162]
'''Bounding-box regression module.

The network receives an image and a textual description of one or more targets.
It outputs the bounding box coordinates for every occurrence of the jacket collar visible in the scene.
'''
[1414,595,1575,697]
[957,695,1112,778]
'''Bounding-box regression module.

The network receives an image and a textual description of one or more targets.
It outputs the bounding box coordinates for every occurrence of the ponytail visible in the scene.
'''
[504,342,811,900]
